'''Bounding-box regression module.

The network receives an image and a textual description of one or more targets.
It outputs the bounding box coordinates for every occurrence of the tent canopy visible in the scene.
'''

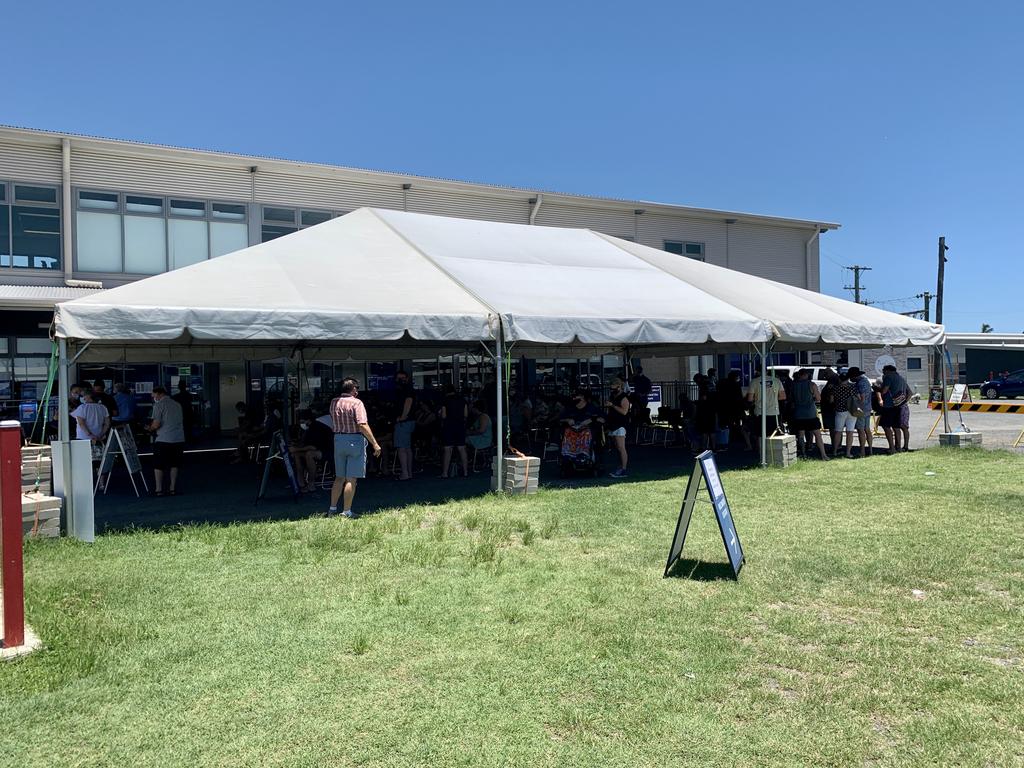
[55,207,944,350]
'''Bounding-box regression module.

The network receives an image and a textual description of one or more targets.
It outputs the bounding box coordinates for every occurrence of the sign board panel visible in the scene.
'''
[950,383,968,403]
[664,450,744,579]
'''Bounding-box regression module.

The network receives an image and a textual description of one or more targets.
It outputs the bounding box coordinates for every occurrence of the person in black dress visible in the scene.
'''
[439,384,468,478]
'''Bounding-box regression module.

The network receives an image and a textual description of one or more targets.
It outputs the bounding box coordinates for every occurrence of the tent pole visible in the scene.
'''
[494,329,504,492]
[939,343,950,434]
[58,338,75,534]
[760,341,767,467]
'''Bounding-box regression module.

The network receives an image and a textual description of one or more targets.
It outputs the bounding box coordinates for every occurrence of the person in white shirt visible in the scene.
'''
[71,391,110,444]
[746,368,786,437]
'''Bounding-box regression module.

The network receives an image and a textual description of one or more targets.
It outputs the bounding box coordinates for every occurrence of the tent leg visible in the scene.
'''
[760,342,768,467]
[939,343,950,434]
[494,332,504,492]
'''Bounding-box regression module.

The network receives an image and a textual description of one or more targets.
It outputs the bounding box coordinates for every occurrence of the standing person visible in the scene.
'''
[791,369,830,460]
[605,378,631,478]
[629,366,652,426]
[831,373,858,458]
[880,364,912,453]
[71,390,111,448]
[392,371,416,481]
[847,367,873,457]
[775,369,794,433]
[329,378,382,518]
[147,386,185,496]
[746,366,786,438]
[718,370,753,451]
[172,379,194,443]
[439,384,469,478]
[92,378,118,419]
[112,383,136,427]
[818,369,840,451]
[693,373,716,453]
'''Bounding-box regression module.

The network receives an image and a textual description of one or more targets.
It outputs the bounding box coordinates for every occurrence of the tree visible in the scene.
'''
[981,323,994,333]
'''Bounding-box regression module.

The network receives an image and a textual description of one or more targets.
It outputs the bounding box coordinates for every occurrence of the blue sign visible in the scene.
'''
[647,384,662,403]
[664,450,745,578]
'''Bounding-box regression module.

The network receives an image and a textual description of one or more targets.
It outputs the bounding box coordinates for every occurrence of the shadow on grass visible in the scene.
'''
[92,443,759,534]
[665,557,737,581]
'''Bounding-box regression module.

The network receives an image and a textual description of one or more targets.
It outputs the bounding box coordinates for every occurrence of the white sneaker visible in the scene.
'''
[342,510,357,519]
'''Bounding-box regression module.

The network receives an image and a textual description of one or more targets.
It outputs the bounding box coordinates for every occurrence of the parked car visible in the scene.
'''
[764,365,837,391]
[979,369,1024,399]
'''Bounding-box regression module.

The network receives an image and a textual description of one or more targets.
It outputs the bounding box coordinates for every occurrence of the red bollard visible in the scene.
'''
[1,420,25,648]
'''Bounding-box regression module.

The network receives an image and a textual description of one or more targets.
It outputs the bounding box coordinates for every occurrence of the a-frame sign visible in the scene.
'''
[664,450,744,579]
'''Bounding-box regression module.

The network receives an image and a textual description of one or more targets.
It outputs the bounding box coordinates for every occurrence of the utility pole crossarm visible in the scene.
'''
[844,265,872,304]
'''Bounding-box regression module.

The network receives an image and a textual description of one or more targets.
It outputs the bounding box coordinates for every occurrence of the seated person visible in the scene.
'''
[466,400,493,451]
[231,401,265,463]
[288,409,334,492]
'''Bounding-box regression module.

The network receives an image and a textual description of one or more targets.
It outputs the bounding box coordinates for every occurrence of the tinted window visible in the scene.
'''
[80,191,119,210]
[12,206,60,269]
[263,207,295,224]
[261,224,296,242]
[15,185,57,204]
[300,210,331,227]
[212,202,246,220]
[169,199,206,217]
[126,195,163,214]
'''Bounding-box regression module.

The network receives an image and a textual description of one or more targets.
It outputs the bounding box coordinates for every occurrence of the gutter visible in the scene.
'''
[804,228,822,290]
[529,194,543,225]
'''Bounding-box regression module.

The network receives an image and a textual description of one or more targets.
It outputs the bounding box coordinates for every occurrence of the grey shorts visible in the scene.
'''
[334,434,367,478]
[394,420,415,449]
[855,413,871,431]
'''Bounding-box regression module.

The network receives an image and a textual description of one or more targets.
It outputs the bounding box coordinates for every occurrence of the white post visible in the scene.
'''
[939,344,950,434]
[494,330,504,492]
[57,337,75,532]
[760,341,768,467]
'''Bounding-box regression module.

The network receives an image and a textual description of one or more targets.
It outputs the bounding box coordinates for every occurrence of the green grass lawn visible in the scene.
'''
[3,449,1023,767]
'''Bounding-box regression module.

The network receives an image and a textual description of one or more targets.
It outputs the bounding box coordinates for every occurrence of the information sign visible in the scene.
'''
[950,383,968,403]
[664,450,745,579]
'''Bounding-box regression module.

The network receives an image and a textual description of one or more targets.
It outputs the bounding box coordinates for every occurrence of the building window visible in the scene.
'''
[76,189,249,274]
[0,181,61,271]
[262,206,346,242]
[907,357,922,370]
[664,240,705,261]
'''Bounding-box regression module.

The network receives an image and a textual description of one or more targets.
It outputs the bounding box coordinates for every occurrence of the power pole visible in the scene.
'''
[915,291,933,322]
[935,238,948,326]
[932,237,949,395]
[844,265,872,304]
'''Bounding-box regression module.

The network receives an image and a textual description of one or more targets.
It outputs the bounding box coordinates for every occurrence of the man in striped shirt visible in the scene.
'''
[329,378,382,518]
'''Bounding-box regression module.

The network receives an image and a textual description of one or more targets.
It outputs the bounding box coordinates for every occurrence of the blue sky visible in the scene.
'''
[5,2,1021,332]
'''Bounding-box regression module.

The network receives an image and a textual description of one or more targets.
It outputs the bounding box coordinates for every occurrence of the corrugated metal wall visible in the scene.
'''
[0,141,62,184]
[727,222,815,288]
[254,171,404,210]
[636,213,729,266]
[72,149,252,200]
[406,188,530,224]
[0,135,824,293]
[535,202,636,239]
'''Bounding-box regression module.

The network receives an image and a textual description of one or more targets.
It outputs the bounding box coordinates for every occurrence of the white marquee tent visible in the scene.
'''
[53,208,944,536]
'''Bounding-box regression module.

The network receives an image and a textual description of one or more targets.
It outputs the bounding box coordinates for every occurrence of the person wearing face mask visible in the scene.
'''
[288,409,334,492]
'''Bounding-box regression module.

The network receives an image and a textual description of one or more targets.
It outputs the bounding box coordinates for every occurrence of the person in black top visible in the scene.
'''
[717,370,752,451]
[172,379,194,442]
[605,378,631,478]
[439,384,468,478]
[393,371,416,480]
[629,367,652,426]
